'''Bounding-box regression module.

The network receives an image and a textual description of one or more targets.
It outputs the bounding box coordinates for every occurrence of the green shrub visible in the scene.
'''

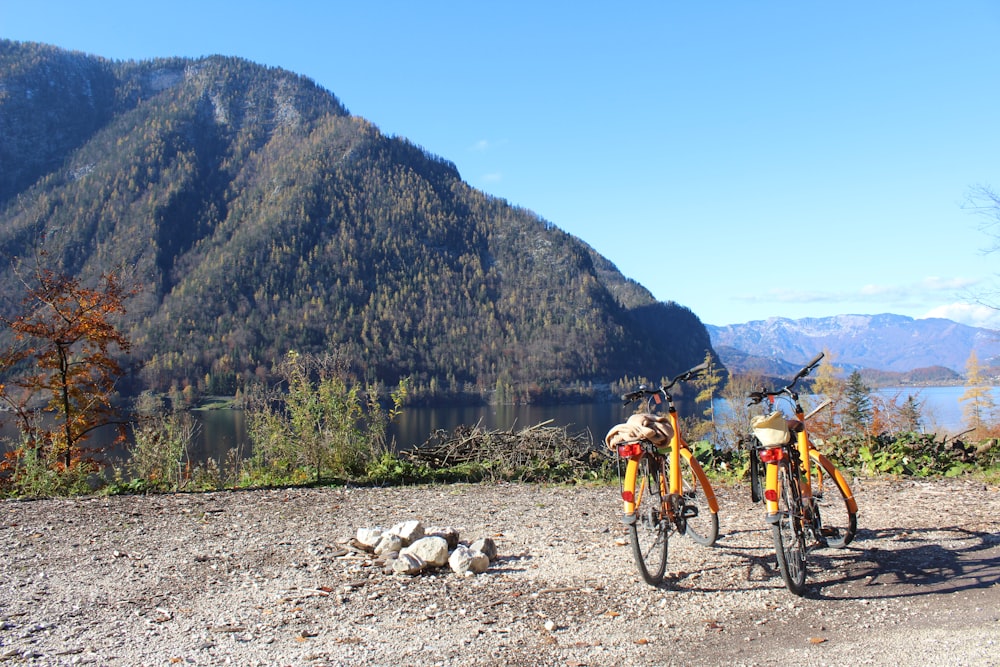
[1,438,96,498]
[243,351,408,486]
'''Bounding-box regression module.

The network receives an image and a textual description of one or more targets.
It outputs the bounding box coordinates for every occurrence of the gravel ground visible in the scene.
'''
[2,477,998,666]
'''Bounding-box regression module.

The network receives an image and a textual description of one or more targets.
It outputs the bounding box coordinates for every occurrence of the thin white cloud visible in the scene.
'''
[733,276,984,307]
[919,276,981,291]
[922,303,1000,329]
[724,276,1000,328]
[735,288,843,304]
[470,138,508,152]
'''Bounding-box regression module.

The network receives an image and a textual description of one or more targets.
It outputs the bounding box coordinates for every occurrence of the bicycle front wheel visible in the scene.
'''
[772,461,807,596]
[627,455,670,585]
[808,450,857,549]
[679,453,719,546]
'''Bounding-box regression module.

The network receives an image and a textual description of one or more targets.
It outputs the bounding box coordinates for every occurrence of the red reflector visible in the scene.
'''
[622,490,634,503]
[758,447,786,463]
[617,442,642,458]
[764,489,778,502]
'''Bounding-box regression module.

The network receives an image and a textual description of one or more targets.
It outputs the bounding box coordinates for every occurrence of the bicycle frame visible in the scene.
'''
[746,353,860,595]
[618,366,719,518]
[610,361,722,584]
[759,394,858,525]
[620,397,718,517]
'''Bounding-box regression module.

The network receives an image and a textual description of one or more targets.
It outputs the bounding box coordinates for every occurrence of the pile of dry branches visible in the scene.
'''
[402,419,610,476]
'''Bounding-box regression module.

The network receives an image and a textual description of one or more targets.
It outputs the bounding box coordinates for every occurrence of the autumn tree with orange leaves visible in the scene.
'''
[0,257,135,484]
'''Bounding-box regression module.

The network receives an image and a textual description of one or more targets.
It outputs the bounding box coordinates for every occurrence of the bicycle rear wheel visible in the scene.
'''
[679,453,719,546]
[808,451,857,548]
[627,455,670,585]
[772,460,807,596]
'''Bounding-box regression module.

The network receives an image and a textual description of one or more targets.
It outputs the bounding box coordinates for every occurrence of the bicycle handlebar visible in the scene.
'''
[747,352,825,405]
[621,361,710,404]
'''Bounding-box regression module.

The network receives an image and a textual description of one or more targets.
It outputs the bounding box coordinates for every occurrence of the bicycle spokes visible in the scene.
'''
[772,463,807,595]
[627,456,670,585]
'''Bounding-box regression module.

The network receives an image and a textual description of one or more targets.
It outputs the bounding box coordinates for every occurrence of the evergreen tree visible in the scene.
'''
[900,394,923,433]
[843,370,873,435]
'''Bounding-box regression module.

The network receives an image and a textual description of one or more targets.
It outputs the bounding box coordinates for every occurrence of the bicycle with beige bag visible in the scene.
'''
[747,352,858,595]
[606,362,720,585]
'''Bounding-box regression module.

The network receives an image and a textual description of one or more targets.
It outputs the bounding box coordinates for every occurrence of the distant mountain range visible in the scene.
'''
[707,314,1000,381]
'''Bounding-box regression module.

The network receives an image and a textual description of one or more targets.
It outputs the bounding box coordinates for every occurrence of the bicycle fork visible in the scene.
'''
[761,454,829,551]
[760,449,807,524]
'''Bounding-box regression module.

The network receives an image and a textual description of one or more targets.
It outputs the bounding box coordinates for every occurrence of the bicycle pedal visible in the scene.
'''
[820,527,840,538]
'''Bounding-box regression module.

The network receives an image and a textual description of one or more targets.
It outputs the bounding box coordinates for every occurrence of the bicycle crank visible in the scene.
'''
[666,494,688,532]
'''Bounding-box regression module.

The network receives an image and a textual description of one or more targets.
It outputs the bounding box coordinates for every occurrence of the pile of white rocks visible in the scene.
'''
[351,519,498,576]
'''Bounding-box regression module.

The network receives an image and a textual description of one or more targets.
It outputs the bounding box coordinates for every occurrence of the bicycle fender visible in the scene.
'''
[679,448,720,513]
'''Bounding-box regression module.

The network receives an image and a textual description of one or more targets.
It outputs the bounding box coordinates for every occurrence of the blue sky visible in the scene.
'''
[4,1,1000,327]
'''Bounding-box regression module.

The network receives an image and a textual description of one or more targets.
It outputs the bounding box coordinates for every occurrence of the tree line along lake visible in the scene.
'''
[179,385,989,466]
[1,385,989,467]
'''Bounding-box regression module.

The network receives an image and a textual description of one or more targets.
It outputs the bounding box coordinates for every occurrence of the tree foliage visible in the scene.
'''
[960,350,995,438]
[0,254,134,486]
[806,351,844,441]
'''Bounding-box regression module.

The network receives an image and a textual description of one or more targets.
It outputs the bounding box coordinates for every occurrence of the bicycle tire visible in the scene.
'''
[749,441,763,503]
[808,450,857,548]
[627,454,670,585]
[772,460,807,596]
[678,453,719,546]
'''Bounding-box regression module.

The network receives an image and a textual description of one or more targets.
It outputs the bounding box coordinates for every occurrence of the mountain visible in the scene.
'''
[0,41,717,403]
[707,313,1000,377]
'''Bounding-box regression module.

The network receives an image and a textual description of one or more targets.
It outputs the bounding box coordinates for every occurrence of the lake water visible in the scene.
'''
[2,385,991,467]
[874,385,998,434]
[158,384,1000,462]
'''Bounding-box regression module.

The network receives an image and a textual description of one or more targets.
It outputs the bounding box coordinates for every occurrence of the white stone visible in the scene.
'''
[389,520,425,546]
[391,552,425,576]
[469,537,498,561]
[355,527,383,549]
[449,545,490,575]
[426,526,460,550]
[402,536,449,568]
[374,533,403,556]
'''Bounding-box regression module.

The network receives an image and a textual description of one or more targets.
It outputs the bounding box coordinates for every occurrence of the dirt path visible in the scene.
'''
[2,477,998,666]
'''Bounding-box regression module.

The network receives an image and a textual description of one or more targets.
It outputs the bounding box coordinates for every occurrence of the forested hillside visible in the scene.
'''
[0,40,716,404]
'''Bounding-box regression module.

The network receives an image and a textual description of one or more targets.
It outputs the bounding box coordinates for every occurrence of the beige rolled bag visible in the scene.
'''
[750,411,791,447]
[605,412,673,450]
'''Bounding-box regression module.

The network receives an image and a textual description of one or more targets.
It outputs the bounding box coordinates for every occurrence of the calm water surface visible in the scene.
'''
[186,385,992,463]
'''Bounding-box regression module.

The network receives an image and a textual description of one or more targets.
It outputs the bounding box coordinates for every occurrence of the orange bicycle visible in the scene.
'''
[747,352,858,595]
[606,362,720,585]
